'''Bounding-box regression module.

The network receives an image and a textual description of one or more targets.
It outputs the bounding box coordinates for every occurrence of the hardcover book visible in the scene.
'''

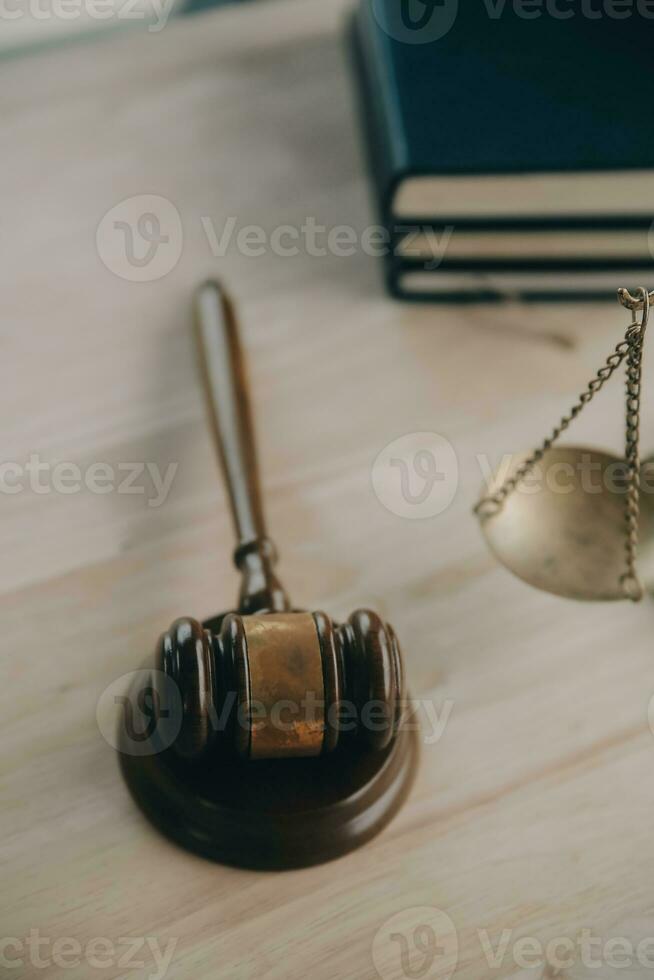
[349,0,654,300]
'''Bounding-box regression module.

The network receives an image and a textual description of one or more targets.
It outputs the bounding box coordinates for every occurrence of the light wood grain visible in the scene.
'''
[3,2,654,978]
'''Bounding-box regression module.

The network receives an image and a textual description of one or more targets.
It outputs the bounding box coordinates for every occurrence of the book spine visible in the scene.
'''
[389,260,654,303]
[347,1,408,225]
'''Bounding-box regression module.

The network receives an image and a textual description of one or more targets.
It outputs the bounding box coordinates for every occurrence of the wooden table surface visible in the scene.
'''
[4,2,654,978]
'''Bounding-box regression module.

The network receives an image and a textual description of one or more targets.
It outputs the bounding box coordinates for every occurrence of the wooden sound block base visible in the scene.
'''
[119,698,418,871]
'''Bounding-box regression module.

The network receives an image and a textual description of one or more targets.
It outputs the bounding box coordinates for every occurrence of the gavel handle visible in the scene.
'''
[194,280,290,614]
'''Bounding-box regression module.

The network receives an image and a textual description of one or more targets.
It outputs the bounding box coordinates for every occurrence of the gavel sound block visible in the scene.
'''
[119,282,417,870]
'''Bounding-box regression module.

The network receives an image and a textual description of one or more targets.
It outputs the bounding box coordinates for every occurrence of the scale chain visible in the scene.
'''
[623,327,644,600]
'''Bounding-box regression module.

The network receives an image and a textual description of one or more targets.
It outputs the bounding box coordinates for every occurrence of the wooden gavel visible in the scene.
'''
[155,281,405,762]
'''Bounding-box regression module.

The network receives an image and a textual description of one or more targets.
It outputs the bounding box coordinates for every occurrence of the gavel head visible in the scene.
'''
[155,610,405,761]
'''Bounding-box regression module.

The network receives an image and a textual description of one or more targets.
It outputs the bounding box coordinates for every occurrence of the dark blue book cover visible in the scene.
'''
[351,0,654,216]
[348,0,654,298]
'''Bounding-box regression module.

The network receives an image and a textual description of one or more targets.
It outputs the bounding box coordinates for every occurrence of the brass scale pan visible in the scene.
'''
[476,287,654,602]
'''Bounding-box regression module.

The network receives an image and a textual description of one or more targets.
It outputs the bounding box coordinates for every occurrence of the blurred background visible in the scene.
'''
[1,0,248,57]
